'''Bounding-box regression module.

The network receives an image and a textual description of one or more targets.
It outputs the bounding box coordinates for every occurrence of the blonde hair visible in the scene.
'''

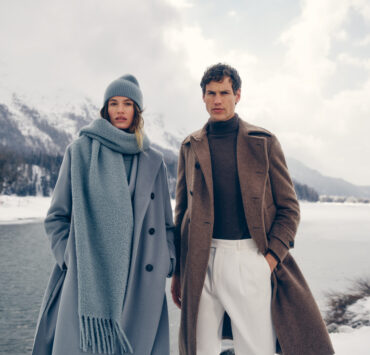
[100,102,145,149]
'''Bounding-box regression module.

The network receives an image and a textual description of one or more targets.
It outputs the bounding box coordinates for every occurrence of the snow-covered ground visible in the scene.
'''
[1,195,370,353]
[331,326,370,355]
[0,195,51,224]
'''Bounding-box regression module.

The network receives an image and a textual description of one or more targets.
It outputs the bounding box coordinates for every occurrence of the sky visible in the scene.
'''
[0,0,370,185]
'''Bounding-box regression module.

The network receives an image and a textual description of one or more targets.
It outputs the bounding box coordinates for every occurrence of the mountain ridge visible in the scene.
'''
[1,92,369,199]
[287,158,370,199]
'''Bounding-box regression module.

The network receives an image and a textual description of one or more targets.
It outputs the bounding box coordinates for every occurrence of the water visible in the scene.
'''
[0,223,54,355]
[1,203,370,354]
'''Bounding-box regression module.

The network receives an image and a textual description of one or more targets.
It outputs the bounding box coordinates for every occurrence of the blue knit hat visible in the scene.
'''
[103,74,143,111]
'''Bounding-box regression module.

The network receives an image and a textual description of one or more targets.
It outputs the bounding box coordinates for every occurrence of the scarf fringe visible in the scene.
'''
[80,315,133,354]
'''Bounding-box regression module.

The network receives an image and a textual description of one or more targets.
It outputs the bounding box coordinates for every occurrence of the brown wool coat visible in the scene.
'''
[174,117,335,355]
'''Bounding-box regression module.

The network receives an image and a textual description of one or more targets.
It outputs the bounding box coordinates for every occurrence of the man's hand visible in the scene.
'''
[265,252,278,273]
[171,273,182,309]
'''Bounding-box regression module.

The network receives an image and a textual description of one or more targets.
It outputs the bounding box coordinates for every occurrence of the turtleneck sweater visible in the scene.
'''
[207,115,250,240]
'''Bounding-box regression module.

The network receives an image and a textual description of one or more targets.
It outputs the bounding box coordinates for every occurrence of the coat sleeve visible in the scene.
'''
[44,146,72,270]
[267,135,300,262]
[173,143,188,275]
[161,162,176,277]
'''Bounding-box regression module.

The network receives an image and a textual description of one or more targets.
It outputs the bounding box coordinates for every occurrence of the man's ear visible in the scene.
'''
[235,89,241,104]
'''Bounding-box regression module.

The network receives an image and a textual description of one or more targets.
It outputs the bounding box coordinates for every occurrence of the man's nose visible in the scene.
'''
[214,94,222,104]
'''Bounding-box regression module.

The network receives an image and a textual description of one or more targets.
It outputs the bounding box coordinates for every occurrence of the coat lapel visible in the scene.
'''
[237,119,269,251]
[131,149,162,263]
[190,126,214,207]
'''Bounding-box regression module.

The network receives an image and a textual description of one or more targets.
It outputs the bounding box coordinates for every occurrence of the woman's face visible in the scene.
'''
[107,96,135,130]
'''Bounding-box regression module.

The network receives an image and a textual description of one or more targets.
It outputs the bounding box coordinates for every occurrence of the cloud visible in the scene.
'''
[355,34,370,47]
[163,24,258,89]
[0,0,369,184]
[227,10,238,18]
[248,0,370,184]
[338,53,370,70]
[164,0,194,9]
[0,0,202,130]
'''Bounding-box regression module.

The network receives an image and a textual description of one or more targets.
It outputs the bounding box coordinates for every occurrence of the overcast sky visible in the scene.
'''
[1,0,370,185]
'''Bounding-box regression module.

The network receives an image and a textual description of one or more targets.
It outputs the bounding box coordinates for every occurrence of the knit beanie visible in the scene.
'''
[103,74,143,111]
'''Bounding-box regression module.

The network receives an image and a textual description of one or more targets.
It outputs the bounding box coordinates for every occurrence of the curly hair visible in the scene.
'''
[200,63,242,95]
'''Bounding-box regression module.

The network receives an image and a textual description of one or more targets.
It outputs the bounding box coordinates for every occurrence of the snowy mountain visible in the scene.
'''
[0,92,184,154]
[287,158,370,199]
[0,92,182,196]
[1,92,369,199]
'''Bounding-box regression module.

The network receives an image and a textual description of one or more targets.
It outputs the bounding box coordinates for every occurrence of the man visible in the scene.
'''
[171,63,334,355]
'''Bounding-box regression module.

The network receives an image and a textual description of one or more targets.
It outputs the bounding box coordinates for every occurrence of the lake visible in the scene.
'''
[0,202,369,354]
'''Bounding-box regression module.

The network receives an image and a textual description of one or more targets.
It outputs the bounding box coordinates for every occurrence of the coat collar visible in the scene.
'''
[185,114,271,142]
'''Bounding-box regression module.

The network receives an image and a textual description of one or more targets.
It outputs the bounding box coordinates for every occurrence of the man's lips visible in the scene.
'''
[212,108,224,113]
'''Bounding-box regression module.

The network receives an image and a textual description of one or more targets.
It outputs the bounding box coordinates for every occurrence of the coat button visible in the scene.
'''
[195,162,200,169]
[190,190,193,196]
[149,228,155,235]
[289,240,294,248]
[151,192,155,199]
[145,264,153,272]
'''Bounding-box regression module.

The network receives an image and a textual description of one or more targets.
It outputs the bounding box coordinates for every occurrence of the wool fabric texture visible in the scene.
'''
[70,118,149,354]
[207,115,250,240]
[103,74,143,110]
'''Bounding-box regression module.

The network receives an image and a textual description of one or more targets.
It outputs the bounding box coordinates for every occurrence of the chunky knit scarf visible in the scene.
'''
[70,118,149,354]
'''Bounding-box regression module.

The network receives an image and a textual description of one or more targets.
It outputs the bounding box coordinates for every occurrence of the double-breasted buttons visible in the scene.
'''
[195,162,200,169]
[149,228,155,235]
[189,190,193,196]
[289,240,294,248]
[145,264,153,272]
[150,192,155,199]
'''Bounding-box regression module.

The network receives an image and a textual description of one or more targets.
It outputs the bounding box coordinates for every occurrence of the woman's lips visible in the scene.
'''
[115,116,127,121]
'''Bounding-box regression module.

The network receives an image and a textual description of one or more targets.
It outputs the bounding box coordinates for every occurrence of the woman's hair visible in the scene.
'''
[100,100,145,149]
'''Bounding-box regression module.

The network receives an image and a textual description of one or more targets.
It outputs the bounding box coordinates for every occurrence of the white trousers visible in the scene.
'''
[196,238,276,355]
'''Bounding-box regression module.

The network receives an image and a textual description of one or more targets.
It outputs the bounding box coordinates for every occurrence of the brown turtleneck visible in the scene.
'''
[207,115,250,240]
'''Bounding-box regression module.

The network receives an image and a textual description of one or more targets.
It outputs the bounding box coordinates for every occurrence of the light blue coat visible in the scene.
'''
[32,143,176,355]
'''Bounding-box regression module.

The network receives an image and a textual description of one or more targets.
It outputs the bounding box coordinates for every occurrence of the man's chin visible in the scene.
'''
[210,115,232,122]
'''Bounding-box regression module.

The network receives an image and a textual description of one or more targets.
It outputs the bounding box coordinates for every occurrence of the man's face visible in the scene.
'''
[203,77,241,121]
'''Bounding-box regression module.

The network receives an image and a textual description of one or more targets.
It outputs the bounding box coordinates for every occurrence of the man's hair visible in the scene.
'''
[200,63,242,95]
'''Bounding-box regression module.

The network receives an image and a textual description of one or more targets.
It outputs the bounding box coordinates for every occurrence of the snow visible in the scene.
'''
[0,195,51,224]
[330,326,370,355]
[347,297,370,324]
[327,297,370,353]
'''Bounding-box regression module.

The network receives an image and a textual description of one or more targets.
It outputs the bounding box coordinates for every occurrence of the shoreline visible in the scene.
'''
[0,195,51,224]
[1,195,369,225]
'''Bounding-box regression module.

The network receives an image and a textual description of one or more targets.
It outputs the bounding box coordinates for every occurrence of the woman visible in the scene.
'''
[32,74,176,355]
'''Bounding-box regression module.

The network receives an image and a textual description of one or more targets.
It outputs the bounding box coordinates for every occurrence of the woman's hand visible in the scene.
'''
[171,273,182,309]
